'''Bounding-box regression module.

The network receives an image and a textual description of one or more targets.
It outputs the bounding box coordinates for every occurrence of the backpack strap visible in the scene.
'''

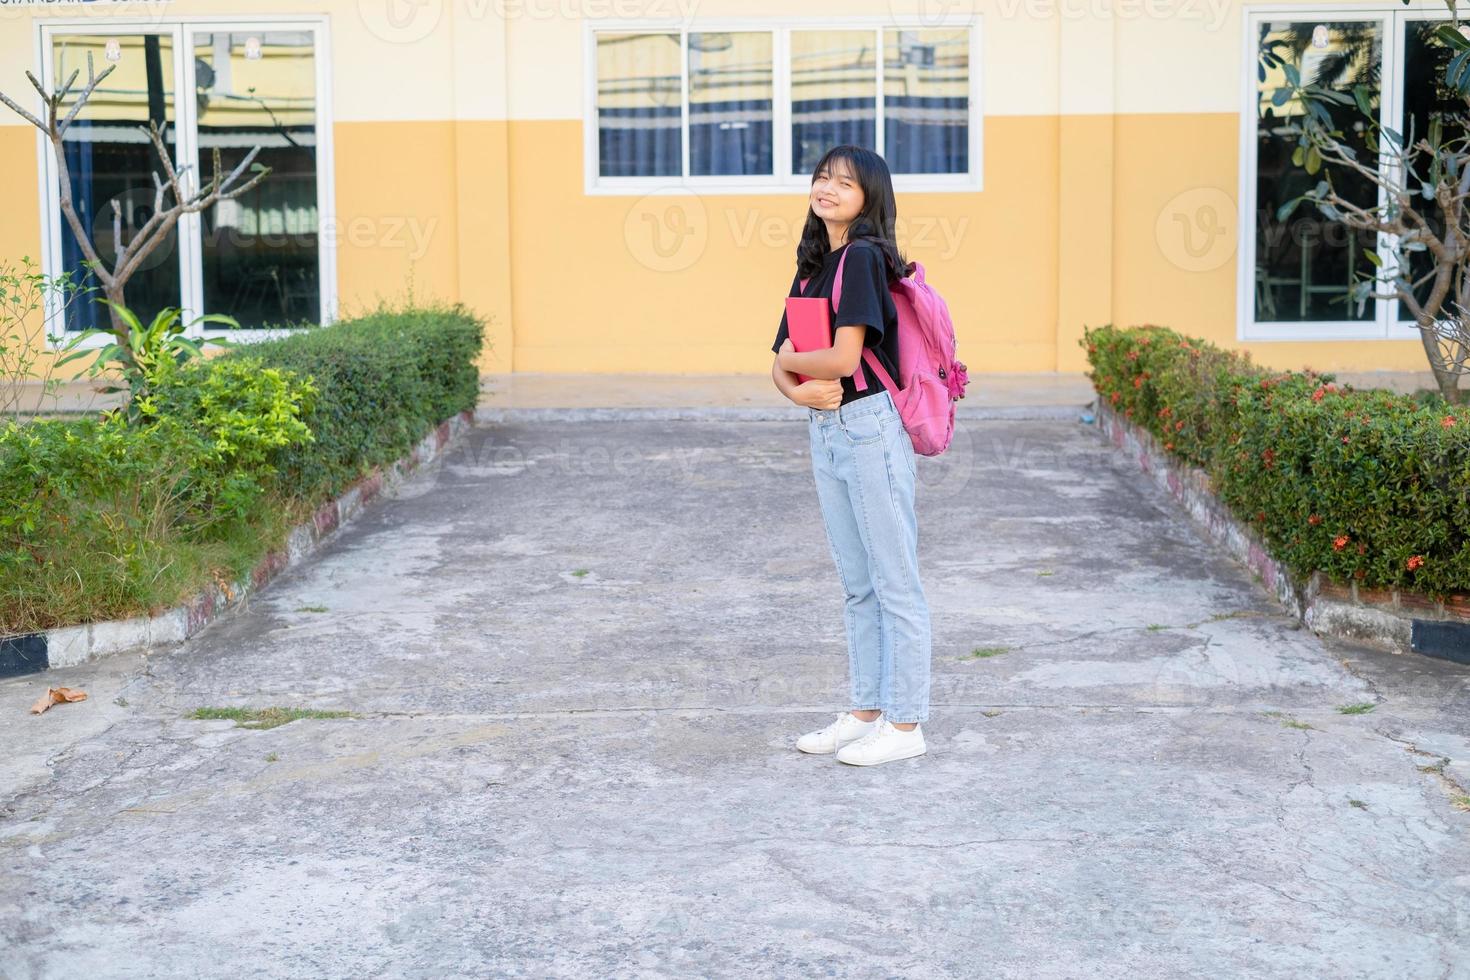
[831,245,868,391]
[797,245,866,391]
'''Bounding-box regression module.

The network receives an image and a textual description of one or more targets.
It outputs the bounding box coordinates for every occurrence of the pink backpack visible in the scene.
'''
[802,244,969,456]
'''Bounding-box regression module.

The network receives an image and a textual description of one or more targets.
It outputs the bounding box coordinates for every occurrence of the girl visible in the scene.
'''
[770,145,933,767]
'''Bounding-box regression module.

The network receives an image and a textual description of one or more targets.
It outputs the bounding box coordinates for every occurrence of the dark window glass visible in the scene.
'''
[689,32,772,177]
[1253,21,1381,322]
[52,34,179,332]
[1397,20,1467,322]
[597,33,681,178]
[883,28,968,175]
[195,31,320,329]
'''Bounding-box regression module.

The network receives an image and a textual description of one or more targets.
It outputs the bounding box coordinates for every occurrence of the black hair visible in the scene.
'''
[795,144,912,283]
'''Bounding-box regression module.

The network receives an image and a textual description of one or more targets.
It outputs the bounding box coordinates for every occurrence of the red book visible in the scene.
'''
[783,296,832,385]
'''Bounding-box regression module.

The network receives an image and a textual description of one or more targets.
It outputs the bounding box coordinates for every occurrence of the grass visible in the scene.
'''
[1336,702,1376,715]
[0,487,303,636]
[265,752,279,762]
[570,569,590,578]
[964,646,1009,659]
[1036,570,1054,577]
[1145,624,1166,632]
[190,705,355,730]
[295,605,328,613]
[1348,799,1368,809]
[981,710,1003,718]
[1417,757,1451,775]
[1282,719,1316,731]
[1452,795,1470,812]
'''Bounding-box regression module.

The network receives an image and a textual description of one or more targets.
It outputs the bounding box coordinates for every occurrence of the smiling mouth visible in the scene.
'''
[815,198,838,207]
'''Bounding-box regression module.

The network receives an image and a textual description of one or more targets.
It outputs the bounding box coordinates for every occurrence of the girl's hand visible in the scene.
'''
[779,338,794,354]
[795,379,843,410]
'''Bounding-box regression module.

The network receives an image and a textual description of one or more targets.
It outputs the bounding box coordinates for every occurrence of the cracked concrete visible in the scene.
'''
[2,418,1469,978]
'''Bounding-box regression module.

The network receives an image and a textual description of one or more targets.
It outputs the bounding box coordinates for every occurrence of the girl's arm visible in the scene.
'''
[776,326,866,379]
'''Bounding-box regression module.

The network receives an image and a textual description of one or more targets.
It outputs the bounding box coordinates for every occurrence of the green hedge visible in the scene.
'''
[1083,324,1470,600]
[163,301,485,503]
[1,303,485,634]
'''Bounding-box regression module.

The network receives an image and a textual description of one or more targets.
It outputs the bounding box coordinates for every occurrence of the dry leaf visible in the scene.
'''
[29,686,88,715]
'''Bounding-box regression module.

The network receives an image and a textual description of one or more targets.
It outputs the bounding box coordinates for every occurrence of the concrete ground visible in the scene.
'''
[3,412,1469,978]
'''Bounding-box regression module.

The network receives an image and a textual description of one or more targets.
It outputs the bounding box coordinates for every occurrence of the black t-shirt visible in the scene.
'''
[772,240,901,406]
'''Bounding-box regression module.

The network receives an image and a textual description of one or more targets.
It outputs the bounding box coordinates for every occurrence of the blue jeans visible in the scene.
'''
[807,388,932,723]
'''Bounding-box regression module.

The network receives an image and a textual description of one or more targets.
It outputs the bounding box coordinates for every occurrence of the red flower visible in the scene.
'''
[1126,350,1140,362]
[1407,555,1425,571]
[1262,448,1276,468]
[1308,514,1322,526]
[1164,442,1174,450]
[1341,435,1350,444]
[1110,391,1120,404]
[1133,376,1145,389]
[1175,420,1185,431]
[1333,535,1350,551]
[1256,511,1267,523]
[1442,416,1457,429]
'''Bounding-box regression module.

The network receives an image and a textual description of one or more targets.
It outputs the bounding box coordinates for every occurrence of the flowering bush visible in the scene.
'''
[1083,325,1470,600]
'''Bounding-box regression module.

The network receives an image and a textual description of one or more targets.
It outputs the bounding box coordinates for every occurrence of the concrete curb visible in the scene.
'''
[1095,399,1470,662]
[474,403,1091,424]
[0,410,476,678]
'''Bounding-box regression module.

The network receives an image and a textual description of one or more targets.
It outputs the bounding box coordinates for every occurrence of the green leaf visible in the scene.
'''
[1364,248,1382,267]
[1434,23,1470,51]
[101,299,143,335]
[1277,197,1304,221]
[1352,84,1375,117]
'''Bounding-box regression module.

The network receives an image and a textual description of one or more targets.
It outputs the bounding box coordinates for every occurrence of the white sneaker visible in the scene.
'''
[796,711,880,754]
[835,718,927,766]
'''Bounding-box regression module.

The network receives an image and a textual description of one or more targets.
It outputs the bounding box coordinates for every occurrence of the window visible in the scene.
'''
[586,19,981,193]
[38,17,333,343]
[1241,7,1463,340]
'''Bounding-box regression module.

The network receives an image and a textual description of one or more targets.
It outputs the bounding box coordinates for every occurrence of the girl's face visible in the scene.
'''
[810,157,865,229]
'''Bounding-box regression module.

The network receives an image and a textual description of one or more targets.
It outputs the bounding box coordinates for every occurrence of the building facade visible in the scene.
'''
[0,0,1457,378]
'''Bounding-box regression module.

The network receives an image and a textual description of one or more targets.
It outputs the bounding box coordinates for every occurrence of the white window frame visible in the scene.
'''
[582,16,983,196]
[34,14,336,350]
[1238,3,1464,342]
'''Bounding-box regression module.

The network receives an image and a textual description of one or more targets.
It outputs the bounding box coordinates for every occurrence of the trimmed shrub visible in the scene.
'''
[1083,324,1470,600]
[0,303,485,634]
[207,302,484,501]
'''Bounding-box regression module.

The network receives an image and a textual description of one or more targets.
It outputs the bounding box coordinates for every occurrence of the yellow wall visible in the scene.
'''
[0,0,1452,380]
